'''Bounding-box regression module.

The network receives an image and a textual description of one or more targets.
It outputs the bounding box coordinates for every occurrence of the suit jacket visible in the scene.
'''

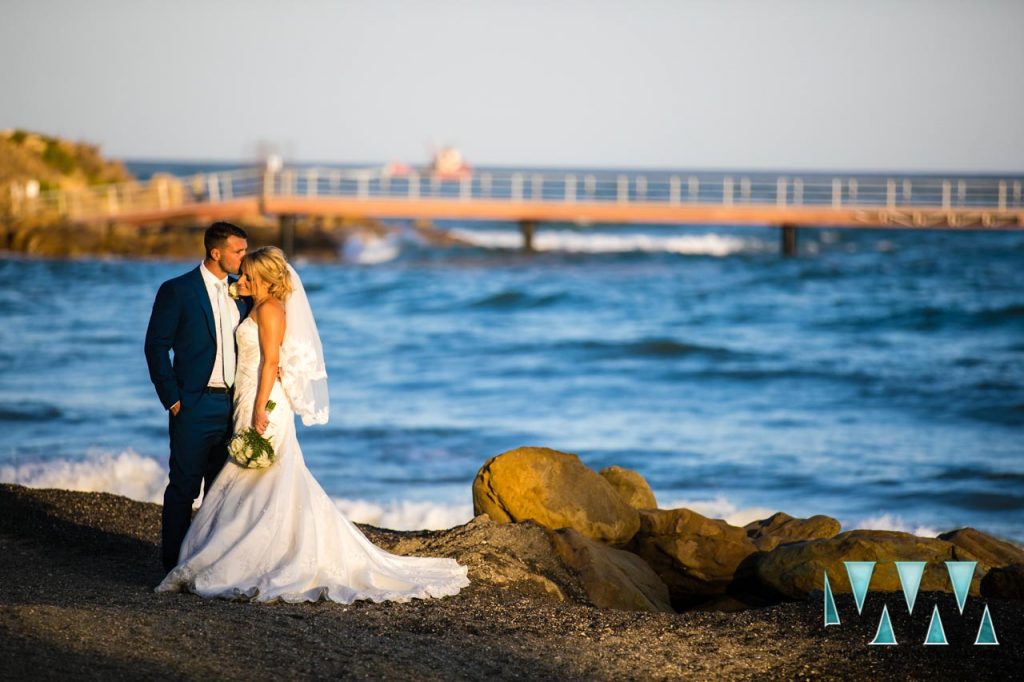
[145,266,253,410]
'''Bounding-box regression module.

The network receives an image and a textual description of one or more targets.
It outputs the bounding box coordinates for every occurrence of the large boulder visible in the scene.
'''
[628,507,759,608]
[599,466,657,510]
[980,563,1024,600]
[744,512,842,552]
[756,530,983,600]
[550,528,673,613]
[937,528,1024,569]
[472,447,640,545]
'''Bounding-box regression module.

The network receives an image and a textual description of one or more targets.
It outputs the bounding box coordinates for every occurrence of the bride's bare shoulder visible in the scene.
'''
[254,298,285,324]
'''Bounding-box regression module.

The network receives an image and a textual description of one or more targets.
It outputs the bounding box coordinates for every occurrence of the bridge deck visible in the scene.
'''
[10,167,1024,230]
[261,196,1023,230]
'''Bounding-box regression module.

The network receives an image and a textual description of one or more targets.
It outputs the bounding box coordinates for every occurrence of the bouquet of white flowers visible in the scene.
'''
[228,400,278,469]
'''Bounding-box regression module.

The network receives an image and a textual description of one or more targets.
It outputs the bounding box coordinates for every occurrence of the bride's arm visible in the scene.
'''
[253,299,285,435]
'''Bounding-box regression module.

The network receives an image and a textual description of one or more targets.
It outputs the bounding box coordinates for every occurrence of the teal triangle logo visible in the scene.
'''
[924,604,948,645]
[945,561,976,614]
[823,571,840,626]
[974,604,999,646]
[869,604,897,645]
[895,561,926,614]
[844,561,876,615]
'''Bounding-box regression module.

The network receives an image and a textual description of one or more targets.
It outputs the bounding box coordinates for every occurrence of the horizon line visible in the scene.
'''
[119,157,1024,179]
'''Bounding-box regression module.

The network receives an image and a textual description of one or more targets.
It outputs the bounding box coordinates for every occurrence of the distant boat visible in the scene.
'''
[428,147,471,181]
[380,147,472,181]
[381,161,413,177]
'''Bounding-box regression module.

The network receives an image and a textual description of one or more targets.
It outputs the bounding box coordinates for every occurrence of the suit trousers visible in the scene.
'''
[162,391,233,571]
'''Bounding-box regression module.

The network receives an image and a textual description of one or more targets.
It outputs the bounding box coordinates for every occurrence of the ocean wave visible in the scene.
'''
[677,366,846,383]
[449,228,758,256]
[656,495,777,527]
[568,337,745,360]
[332,497,473,531]
[816,302,1024,334]
[659,497,946,539]
[0,450,472,531]
[341,233,401,264]
[850,513,939,538]
[0,449,166,503]
[932,466,1024,484]
[1,452,1011,537]
[0,401,63,422]
[469,290,566,310]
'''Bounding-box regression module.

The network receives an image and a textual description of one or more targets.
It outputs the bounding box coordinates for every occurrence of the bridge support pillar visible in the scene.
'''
[520,220,536,252]
[279,214,296,256]
[780,223,797,257]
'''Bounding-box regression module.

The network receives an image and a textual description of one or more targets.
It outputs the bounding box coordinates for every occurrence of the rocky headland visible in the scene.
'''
[0,130,472,261]
[1,446,1022,680]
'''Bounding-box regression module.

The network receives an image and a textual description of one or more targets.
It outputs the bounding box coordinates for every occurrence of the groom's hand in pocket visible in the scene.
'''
[169,401,181,417]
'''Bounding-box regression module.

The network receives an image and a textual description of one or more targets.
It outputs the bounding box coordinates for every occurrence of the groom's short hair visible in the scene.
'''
[204,222,248,256]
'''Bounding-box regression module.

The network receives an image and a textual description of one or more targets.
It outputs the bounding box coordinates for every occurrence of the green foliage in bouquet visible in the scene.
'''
[228,400,278,469]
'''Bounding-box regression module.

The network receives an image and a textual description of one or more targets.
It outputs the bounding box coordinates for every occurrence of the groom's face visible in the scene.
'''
[215,236,248,276]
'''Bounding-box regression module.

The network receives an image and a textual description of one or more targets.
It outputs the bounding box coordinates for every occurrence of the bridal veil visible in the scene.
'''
[280,264,330,426]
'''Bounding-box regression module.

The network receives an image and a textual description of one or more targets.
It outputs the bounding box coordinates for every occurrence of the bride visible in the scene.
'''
[157,247,469,603]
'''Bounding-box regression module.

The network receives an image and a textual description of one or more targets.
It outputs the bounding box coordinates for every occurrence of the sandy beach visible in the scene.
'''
[1,483,1020,680]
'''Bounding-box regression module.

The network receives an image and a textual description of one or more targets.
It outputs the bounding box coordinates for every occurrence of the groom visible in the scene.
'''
[145,222,252,572]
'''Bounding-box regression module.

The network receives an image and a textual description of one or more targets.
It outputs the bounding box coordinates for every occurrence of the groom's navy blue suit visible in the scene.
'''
[145,266,252,571]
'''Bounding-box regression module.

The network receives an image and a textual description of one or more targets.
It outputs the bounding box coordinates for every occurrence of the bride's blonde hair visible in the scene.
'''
[242,246,293,301]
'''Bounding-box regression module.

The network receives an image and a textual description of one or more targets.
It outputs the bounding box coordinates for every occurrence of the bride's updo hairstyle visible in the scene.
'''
[242,246,293,301]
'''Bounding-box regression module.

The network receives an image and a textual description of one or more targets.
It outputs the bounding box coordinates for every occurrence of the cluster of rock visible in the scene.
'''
[463,446,1024,613]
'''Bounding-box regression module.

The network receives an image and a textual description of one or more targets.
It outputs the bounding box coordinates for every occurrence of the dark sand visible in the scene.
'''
[1,484,1020,680]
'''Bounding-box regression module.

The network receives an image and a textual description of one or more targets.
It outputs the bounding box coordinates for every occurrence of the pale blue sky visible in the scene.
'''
[2,0,1022,171]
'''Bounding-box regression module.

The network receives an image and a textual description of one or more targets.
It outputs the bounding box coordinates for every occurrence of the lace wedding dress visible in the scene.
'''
[156,316,470,603]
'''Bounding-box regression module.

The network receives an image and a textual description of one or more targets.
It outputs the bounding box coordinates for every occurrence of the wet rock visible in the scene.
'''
[756,530,983,600]
[599,466,657,510]
[472,447,640,545]
[744,512,842,552]
[628,508,758,608]
[550,527,673,613]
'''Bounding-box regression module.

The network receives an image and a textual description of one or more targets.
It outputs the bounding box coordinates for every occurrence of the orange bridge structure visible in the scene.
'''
[11,166,1024,255]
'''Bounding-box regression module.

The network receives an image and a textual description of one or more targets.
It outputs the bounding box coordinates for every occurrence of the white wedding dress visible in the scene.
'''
[156,316,470,603]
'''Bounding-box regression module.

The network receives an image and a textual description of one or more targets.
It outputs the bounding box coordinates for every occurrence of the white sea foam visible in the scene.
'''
[341,233,401,264]
[0,449,167,504]
[0,450,472,531]
[850,513,939,538]
[658,498,944,537]
[450,228,759,256]
[657,495,777,527]
[331,497,474,531]
[2,453,949,536]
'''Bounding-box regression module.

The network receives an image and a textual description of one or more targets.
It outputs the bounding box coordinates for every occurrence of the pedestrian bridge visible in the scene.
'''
[10,166,1023,253]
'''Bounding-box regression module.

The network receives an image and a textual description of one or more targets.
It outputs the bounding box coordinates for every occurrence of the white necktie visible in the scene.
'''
[217,281,236,387]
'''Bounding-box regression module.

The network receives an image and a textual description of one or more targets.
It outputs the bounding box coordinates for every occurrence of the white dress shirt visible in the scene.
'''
[199,262,240,387]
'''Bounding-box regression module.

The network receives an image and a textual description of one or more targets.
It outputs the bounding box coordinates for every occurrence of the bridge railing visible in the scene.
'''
[263,168,1024,210]
[9,168,266,221]
[11,166,1024,222]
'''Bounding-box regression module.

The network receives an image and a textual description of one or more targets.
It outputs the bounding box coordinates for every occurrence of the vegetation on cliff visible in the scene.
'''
[0,130,339,259]
[0,129,133,191]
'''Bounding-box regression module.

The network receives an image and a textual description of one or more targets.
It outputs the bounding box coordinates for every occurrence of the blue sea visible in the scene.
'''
[1,161,1022,541]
